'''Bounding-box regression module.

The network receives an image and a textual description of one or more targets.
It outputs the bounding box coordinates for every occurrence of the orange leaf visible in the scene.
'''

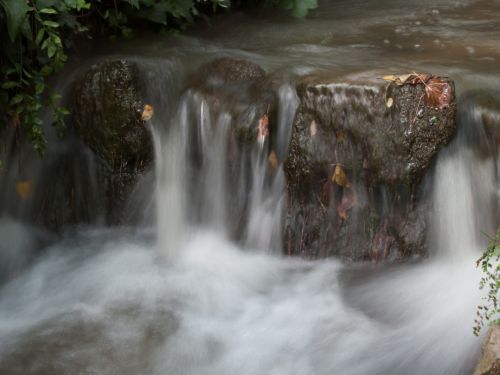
[331,165,351,187]
[268,150,278,170]
[141,104,154,121]
[16,180,31,200]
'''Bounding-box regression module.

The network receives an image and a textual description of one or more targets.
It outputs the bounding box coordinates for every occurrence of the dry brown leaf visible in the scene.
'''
[268,150,278,170]
[142,104,154,121]
[337,188,356,220]
[16,180,31,200]
[425,77,452,109]
[336,129,345,143]
[383,74,413,86]
[331,165,351,187]
[309,120,318,137]
[257,114,269,144]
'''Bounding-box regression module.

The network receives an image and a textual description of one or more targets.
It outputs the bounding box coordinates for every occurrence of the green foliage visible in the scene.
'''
[474,231,500,336]
[0,0,312,157]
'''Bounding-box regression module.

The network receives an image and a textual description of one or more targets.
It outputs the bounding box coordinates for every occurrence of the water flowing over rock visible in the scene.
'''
[284,74,457,261]
[72,59,153,223]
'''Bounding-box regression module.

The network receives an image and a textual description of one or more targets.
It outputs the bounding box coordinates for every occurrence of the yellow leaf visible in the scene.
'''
[268,150,278,170]
[383,74,413,86]
[142,104,154,121]
[386,97,394,108]
[331,165,351,187]
[16,180,31,200]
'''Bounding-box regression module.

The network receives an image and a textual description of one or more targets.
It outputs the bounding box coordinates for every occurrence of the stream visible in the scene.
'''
[1,0,500,374]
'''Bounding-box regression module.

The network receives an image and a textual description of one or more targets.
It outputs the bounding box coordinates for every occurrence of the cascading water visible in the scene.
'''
[1,0,500,374]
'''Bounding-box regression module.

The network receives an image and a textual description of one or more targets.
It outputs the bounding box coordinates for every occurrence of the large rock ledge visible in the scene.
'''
[284,73,456,261]
[54,58,458,262]
[475,326,500,375]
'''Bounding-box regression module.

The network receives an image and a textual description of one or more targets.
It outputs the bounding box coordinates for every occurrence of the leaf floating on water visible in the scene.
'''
[257,114,269,145]
[337,188,356,220]
[331,165,351,187]
[141,104,154,121]
[16,180,31,200]
[425,77,452,109]
[309,120,317,137]
[268,150,278,170]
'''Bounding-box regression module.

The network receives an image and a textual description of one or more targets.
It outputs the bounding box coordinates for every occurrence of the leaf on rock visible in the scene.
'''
[257,114,269,145]
[142,104,154,121]
[383,74,413,86]
[337,188,356,220]
[336,129,344,143]
[268,150,278,170]
[424,77,452,109]
[16,180,31,200]
[331,165,351,187]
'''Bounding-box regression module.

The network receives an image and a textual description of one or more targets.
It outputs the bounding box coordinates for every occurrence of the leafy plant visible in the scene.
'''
[474,231,500,336]
[0,0,313,158]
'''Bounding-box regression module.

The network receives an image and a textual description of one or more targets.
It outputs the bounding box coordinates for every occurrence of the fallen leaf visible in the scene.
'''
[142,104,154,121]
[331,165,351,187]
[424,77,452,109]
[383,74,413,85]
[16,180,31,200]
[268,150,278,170]
[257,114,269,145]
[309,120,317,137]
[336,129,344,143]
[337,188,356,220]
[386,97,394,108]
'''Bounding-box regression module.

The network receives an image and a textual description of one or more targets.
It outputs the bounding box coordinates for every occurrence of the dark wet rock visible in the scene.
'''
[72,59,153,223]
[474,325,500,375]
[284,74,457,261]
[191,57,266,88]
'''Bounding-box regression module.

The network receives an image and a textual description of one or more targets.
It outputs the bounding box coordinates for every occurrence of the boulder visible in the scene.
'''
[284,73,457,261]
[475,325,500,375]
[72,59,153,223]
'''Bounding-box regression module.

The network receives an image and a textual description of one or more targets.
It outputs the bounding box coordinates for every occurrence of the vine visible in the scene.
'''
[474,231,500,336]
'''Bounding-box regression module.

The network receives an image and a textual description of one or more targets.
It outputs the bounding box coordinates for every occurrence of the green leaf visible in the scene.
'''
[0,0,31,42]
[1,81,21,89]
[64,0,91,11]
[35,82,45,95]
[39,7,57,14]
[35,28,45,45]
[42,20,59,28]
[40,66,53,76]
[10,94,24,105]
[47,44,57,58]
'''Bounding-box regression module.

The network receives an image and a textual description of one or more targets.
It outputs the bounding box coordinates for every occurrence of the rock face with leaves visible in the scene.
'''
[284,73,457,261]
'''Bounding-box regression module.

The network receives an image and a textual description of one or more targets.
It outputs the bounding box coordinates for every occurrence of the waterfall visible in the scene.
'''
[431,92,498,261]
[149,74,299,256]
